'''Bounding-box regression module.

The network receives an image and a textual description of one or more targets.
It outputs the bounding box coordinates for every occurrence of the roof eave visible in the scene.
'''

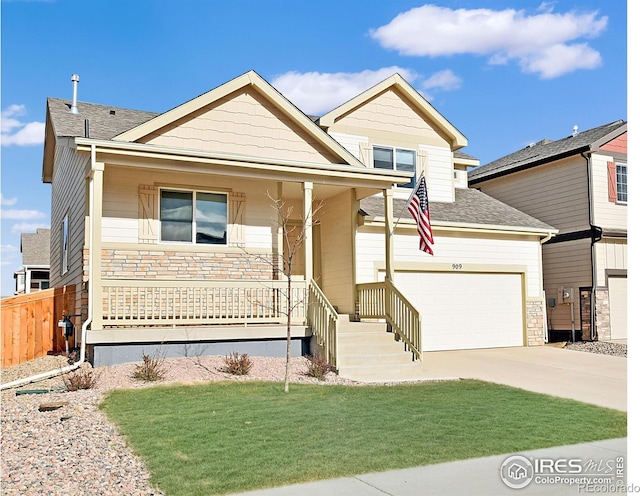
[468,145,591,185]
[74,137,413,189]
[362,215,558,237]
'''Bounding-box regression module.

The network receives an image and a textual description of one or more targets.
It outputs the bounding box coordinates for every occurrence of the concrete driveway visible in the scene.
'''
[340,346,627,411]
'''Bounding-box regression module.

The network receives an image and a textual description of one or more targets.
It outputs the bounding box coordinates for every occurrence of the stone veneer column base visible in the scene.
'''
[594,288,611,341]
[526,300,545,346]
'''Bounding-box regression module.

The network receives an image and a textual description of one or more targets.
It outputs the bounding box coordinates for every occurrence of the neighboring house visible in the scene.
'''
[42,70,556,367]
[13,228,51,295]
[468,121,627,342]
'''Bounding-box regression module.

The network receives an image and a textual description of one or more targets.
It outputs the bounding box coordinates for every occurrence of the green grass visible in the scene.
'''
[99,380,626,496]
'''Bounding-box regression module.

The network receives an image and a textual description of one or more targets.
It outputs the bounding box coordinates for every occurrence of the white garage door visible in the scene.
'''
[394,271,524,352]
[608,276,627,340]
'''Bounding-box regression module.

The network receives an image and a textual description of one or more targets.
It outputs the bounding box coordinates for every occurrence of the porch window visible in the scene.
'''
[373,146,416,189]
[160,190,228,244]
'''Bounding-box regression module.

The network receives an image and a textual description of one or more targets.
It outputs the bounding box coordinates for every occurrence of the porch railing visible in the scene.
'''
[356,278,422,360]
[306,280,339,369]
[100,279,307,327]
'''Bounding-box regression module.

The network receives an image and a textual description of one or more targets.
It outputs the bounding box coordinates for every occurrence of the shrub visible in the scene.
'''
[132,350,168,382]
[223,352,253,375]
[63,367,98,391]
[305,354,333,380]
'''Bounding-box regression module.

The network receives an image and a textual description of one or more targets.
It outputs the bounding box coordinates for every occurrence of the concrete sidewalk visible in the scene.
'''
[230,438,628,496]
[339,346,627,411]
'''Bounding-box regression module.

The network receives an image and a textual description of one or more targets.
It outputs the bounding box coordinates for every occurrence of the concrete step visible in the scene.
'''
[338,361,427,382]
[338,351,412,367]
[338,330,397,345]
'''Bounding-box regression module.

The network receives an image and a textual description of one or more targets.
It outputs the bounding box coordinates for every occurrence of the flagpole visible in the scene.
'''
[391,172,424,235]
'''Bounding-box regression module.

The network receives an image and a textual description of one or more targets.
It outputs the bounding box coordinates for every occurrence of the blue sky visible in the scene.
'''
[0,0,630,296]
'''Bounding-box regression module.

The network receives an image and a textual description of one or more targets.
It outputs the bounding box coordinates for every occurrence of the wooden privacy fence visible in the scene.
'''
[1,286,76,368]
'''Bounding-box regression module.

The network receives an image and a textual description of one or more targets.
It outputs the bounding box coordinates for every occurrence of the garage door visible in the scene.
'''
[608,276,627,340]
[394,272,524,352]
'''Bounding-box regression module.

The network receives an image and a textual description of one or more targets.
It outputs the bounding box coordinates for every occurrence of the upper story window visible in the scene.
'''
[373,146,416,189]
[160,189,228,244]
[616,163,627,203]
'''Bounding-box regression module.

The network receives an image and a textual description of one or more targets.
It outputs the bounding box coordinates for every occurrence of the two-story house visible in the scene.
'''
[42,70,556,369]
[468,121,627,342]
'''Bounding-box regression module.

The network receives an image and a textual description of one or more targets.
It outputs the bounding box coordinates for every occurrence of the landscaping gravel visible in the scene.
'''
[1,342,626,495]
[1,354,356,496]
[564,340,627,358]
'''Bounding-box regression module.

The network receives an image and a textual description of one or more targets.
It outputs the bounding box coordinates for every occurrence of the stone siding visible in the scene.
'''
[594,287,611,341]
[101,249,273,280]
[526,300,545,346]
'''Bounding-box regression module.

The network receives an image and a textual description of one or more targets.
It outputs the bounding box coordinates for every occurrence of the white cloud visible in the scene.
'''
[1,208,47,220]
[10,222,50,234]
[0,194,18,206]
[370,4,607,78]
[1,105,45,146]
[271,67,419,115]
[422,69,462,92]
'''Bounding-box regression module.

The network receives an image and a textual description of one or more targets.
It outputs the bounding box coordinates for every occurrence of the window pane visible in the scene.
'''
[616,164,627,202]
[196,193,227,244]
[160,191,192,242]
[373,147,393,170]
[396,149,416,189]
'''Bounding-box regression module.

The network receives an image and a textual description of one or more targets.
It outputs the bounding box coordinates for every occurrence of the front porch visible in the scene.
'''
[86,278,422,370]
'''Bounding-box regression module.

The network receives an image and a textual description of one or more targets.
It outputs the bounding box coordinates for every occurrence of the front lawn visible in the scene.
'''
[100,380,626,495]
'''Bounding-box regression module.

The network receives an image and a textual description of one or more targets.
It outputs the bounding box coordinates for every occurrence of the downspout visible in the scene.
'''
[1,145,95,391]
[582,151,598,341]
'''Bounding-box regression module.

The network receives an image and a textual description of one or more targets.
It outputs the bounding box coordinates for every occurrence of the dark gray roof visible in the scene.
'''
[47,97,159,140]
[359,188,554,231]
[468,120,626,184]
[20,228,50,265]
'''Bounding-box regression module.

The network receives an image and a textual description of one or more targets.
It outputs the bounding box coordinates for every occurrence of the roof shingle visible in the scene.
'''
[359,188,554,231]
[468,120,626,184]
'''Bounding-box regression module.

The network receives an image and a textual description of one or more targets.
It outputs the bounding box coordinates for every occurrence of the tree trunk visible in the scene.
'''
[284,275,292,393]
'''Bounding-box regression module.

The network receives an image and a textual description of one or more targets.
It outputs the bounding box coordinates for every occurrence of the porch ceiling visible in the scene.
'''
[76,138,412,200]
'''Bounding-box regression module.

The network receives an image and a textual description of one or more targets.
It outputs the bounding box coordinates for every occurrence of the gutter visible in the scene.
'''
[1,145,97,391]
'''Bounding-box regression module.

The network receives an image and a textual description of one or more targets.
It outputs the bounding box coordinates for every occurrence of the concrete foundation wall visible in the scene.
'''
[87,337,311,367]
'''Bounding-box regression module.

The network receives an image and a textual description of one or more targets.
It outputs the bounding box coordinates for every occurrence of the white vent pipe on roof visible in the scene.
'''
[70,74,80,114]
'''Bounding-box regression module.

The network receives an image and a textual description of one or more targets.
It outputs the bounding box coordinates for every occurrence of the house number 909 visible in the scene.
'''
[451,264,463,270]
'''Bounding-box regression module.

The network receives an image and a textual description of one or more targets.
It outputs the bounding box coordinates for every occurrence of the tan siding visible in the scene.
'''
[330,89,448,146]
[591,153,627,230]
[327,132,367,162]
[595,238,627,286]
[477,156,590,233]
[50,141,88,290]
[317,190,354,312]
[356,228,543,298]
[142,88,338,165]
[420,144,454,202]
[102,166,280,250]
[541,239,591,330]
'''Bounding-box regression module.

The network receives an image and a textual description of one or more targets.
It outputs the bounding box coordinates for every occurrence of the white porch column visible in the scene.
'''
[384,188,394,282]
[303,182,313,282]
[89,160,105,331]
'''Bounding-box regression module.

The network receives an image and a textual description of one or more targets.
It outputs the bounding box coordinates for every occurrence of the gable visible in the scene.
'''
[319,74,467,150]
[599,131,627,155]
[328,88,449,148]
[139,87,340,164]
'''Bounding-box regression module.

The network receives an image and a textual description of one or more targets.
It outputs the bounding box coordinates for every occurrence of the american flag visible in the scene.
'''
[407,175,434,255]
